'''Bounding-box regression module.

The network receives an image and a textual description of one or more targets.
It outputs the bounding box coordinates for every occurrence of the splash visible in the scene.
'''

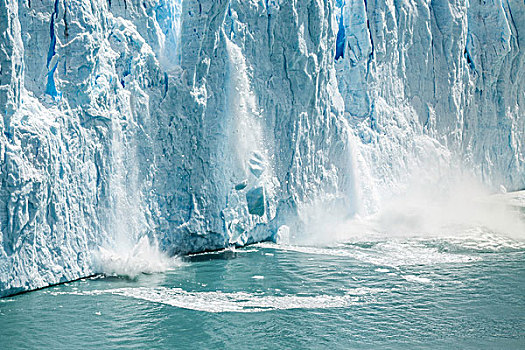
[290,175,525,246]
[95,236,181,278]
[371,179,525,240]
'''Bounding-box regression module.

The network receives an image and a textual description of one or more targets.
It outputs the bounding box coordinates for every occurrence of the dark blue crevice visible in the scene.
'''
[46,13,57,68]
[46,0,61,100]
[464,41,477,75]
[464,49,475,71]
[46,60,61,100]
[335,5,345,61]
[163,72,169,96]
[227,2,235,38]
[364,0,373,57]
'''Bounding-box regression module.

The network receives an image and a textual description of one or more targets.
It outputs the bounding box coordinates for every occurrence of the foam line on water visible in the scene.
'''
[255,241,479,267]
[88,287,364,313]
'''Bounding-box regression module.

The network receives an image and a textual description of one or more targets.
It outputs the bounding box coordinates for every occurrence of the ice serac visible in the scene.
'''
[0,0,524,296]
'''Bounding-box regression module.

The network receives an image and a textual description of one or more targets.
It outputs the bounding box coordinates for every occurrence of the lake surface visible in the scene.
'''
[1,233,524,349]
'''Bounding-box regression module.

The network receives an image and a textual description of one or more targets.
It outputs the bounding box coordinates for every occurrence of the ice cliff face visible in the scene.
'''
[0,0,523,296]
[335,0,524,199]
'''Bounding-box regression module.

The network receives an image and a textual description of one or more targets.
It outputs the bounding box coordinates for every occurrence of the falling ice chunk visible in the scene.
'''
[248,152,265,178]
[235,180,248,191]
[246,186,265,216]
[275,225,290,245]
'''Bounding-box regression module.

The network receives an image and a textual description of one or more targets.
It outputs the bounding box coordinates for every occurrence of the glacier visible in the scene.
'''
[0,0,523,297]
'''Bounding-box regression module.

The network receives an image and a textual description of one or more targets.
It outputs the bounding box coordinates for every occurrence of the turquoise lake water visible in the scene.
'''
[1,234,524,349]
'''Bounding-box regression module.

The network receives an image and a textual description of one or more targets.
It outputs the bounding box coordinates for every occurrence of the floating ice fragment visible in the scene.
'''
[248,152,265,177]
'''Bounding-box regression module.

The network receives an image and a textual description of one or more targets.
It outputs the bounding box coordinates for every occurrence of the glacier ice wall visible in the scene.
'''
[0,0,523,296]
[335,0,524,200]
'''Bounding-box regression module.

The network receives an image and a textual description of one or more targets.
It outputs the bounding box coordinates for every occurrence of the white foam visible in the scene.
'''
[402,275,432,284]
[375,268,389,273]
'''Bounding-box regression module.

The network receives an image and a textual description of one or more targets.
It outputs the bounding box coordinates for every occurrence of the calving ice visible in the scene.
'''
[0,0,523,297]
